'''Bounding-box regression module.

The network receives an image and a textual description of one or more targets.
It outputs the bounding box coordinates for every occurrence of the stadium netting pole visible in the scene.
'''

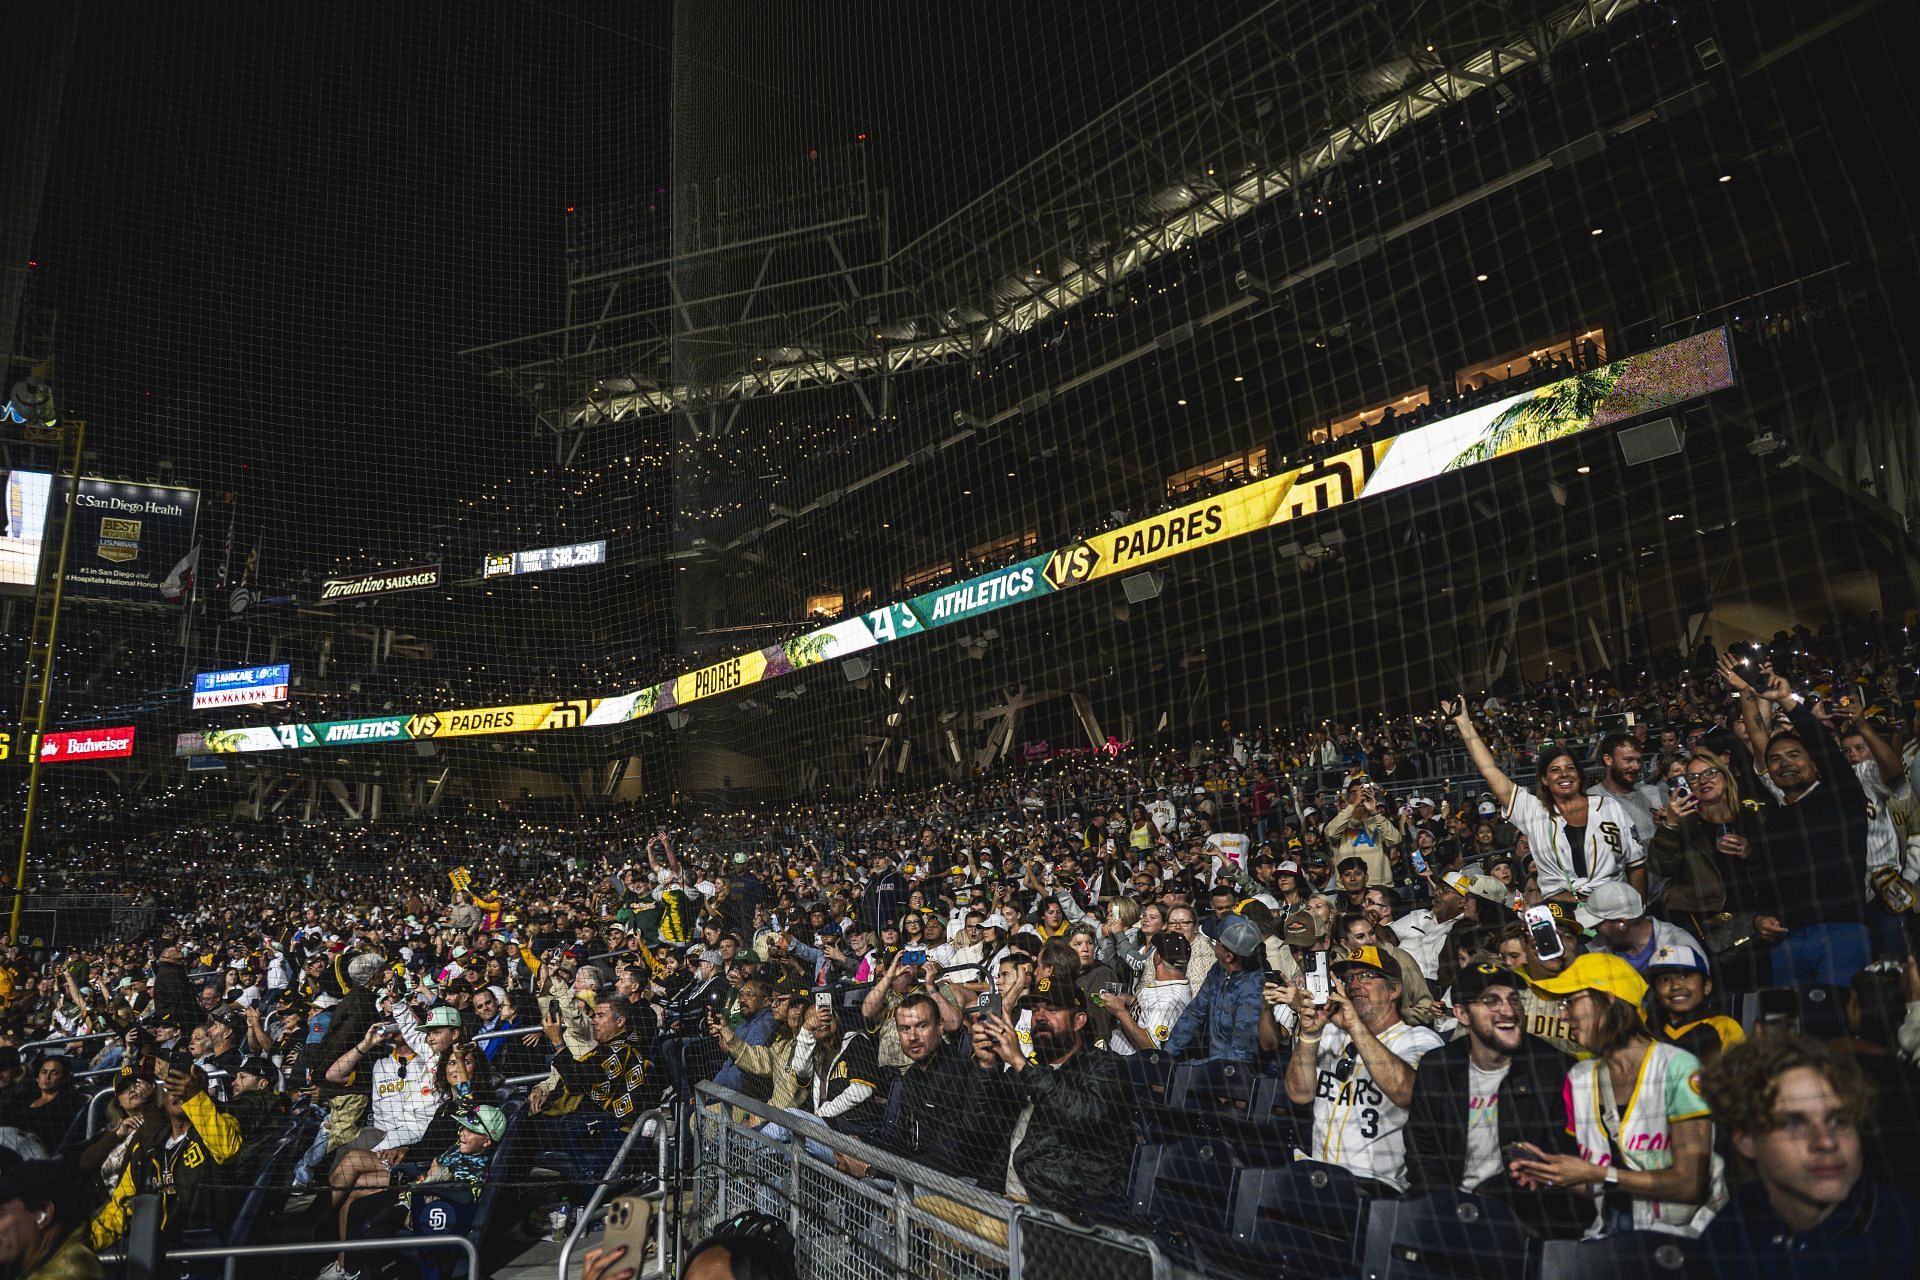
[9,417,85,943]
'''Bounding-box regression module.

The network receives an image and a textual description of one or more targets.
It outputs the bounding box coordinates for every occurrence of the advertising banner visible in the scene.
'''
[178,716,411,755]
[907,556,1052,628]
[191,663,292,710]
[316,563,442,602]
[402,700,596,740]
[39,726,137,762]
[174,329,1735,756]
[61,478,202,602]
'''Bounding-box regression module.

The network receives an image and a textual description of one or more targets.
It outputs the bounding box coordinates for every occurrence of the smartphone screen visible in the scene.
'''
[1524,905,1565,962]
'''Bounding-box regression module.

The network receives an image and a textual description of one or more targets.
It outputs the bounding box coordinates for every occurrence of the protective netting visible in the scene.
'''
[3,1,1919,1278]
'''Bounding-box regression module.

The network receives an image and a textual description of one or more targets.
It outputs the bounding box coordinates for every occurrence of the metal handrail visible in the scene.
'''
[555,1106,667,1280]
[693,1081,1017,1224]
[85,1081,119,1140]
[99,1231,481,1280]
[17,1029,118,1054]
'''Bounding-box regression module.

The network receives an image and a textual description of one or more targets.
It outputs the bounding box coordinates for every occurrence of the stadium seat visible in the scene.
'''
[1120,1050,1182,1143]
[1239,1075,1305,1165]
[1225,1160,1368,1280]
[1536,1230,1694,1279]
[1167,1058,1260,1137]
[1123,1137,1241,1264]
[1357,1191,1535,1280]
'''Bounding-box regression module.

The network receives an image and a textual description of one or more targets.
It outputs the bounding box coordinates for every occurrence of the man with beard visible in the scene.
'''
[970,976,1132,1219]
[1405,959,1588,1237]
[1282,945,1444,1196]
[1588,733,1662,849]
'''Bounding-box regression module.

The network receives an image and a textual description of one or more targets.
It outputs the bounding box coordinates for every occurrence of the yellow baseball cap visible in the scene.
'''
[1524,952,1647,1007]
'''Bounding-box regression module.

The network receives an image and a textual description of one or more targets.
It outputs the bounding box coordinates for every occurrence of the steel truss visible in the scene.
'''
[462,0,1642,443]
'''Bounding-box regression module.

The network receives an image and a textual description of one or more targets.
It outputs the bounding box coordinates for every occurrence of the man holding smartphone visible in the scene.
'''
[1282,945,1444,1195]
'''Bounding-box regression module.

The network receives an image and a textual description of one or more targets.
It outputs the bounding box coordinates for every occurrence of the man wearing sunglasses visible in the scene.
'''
[1281,945,1444,1196]
[1405,959,1589,1237]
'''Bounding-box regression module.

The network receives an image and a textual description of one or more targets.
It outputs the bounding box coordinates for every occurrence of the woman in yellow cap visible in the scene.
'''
[1507,952,1724,1237]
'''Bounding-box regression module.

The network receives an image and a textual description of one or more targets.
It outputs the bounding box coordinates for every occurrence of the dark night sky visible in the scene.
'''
[32,1,1262,577]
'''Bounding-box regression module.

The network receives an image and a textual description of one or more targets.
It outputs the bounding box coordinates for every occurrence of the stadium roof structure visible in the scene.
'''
[460,0,1643,439]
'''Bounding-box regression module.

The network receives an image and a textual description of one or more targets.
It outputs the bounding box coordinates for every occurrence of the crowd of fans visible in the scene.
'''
[2,622,1919,1279]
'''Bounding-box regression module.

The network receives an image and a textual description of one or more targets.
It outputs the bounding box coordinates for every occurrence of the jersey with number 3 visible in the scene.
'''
[1308,1021,1446,1190]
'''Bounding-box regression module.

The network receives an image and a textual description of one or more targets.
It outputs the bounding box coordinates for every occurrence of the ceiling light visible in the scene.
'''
[1590,227,1604,236]
[1233,375,1244,383]
[1576,465,1591,475]
[1475,273,1489,282]
[1176,398,1188,406]
[1718,174,1732,183]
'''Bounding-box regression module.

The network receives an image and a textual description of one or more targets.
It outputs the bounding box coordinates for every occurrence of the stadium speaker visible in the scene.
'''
[1120,570,1165,604]
[1616,416,1684,465]
[842,656,873,684]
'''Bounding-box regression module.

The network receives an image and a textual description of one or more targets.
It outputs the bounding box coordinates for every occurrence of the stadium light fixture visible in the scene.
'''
[1576,465,1591,474]
[1475,273,1489,282]
[1718,174,1732,183]
[1176,398,1188,406]
[1590,227,1604,236]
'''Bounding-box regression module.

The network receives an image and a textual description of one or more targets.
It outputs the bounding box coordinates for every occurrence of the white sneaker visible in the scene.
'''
[316,1262,358,1280]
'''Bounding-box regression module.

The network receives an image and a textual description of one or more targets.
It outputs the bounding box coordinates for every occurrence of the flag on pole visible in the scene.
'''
[160,545,199,601]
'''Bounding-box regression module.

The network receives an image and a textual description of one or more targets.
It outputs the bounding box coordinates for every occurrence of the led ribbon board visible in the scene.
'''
[176,328,1734,756]
[191,663,291,710]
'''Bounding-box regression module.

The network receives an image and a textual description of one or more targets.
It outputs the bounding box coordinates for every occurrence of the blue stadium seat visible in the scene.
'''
[1239,1075,1304,1166]
[1225,1160,1368,1280]
[1120,1050,1182,1143]
[1124,1138,1241,1264]
[1358,1191,1535,1280]
[1168,1059,1261,1137]
[1536,1230,1694,1279]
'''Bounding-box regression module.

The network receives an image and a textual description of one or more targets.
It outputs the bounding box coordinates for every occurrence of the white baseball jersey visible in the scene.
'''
[1854,760,1911,881]
[1504,788,1644,898]
[1108,978,1192,1056]
[1307,1021,1446,1190]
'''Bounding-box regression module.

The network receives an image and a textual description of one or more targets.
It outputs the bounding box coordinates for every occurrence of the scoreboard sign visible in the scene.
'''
[191,663,291,710]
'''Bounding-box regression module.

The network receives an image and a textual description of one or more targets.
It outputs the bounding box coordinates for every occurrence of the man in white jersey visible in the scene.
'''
[1106,933,1193,1055]
[1282,944,1445,1194]
[1838,719,1914,959]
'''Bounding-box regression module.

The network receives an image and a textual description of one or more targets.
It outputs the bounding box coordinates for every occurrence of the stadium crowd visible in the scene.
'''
[3,624,1919,1279]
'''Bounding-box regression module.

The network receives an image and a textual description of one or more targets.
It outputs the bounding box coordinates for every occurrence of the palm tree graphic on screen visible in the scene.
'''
[1445,365,1624,471]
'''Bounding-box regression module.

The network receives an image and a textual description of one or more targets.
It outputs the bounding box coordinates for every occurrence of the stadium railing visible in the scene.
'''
[553,1106,673,1280]
[690,1081,1175,1280]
